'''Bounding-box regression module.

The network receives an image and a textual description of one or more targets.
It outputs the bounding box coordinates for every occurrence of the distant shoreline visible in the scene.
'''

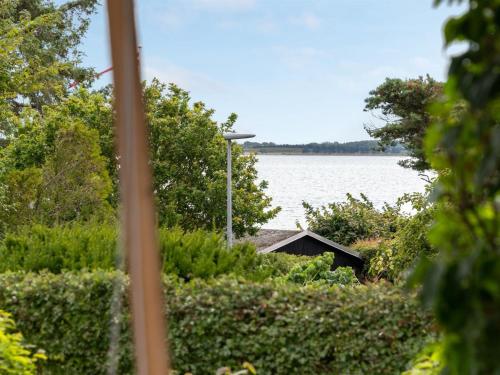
[242,140,406,156]
[245,151,407,156]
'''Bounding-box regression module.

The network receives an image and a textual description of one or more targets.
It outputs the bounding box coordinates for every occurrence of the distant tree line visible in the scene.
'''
[243,140,406,154]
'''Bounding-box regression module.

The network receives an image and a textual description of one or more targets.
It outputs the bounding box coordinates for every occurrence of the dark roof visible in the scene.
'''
[259,229,362,260]
[236,229,301,251]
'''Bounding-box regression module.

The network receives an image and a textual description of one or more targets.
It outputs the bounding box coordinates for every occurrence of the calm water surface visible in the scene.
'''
[256,155,428,229]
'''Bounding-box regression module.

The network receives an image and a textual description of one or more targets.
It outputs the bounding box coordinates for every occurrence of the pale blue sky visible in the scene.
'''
[79,0,464,143]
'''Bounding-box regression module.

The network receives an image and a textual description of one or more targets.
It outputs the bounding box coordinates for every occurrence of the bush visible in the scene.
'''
[341,193,437,283]
[303,193,404,246]
[252,252,311,278]
[158,228,257,280]
[285,252,359,286]
[390,206,436,281]
[0,310,46,374]
[0,272,434,375]
[0,224,312,282]
[362,199,436,283]
[351,238,383,277]
[0,223,118,273]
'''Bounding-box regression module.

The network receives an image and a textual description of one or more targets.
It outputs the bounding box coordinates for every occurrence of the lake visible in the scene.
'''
[256,154,429,229]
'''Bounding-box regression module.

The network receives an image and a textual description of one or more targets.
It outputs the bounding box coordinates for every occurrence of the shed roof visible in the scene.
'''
[259,229,362,260]
[236,229,301,251]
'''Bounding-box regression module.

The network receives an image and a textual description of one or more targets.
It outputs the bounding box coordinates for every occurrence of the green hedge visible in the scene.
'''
[0,224,305,281]
[0,272,434,374]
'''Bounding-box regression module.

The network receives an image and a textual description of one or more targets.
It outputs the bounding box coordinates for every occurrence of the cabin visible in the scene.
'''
[256,229,364,275]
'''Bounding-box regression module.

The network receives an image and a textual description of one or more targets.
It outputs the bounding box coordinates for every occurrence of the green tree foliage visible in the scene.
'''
[39,122,112,223]
[1,82,278,235]
[306,192,437,282]
[1,1,277,234]
[0,0,98,137]
[0,121,112,231]
[367,193,436,283]
[364,76,443,171]
[0,310,45,374]
[144,81,278,236]
[0,272,434,374]
[412,1,500,373]
[303,193,404,246]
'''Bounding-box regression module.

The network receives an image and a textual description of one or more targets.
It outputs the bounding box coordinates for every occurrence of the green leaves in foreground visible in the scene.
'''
[0,310,46,375]
[412,1,500,374]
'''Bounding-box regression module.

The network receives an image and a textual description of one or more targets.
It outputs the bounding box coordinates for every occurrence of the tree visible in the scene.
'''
[0,1,277,236]
[0,121,112,231]
[364,76,443,171]
[144,81,279,236]
[38,122,112,224]
[412,1,500,373]
[0,82,279,236]
[0,0,98,138]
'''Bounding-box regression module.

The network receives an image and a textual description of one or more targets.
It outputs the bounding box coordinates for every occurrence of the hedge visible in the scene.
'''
[0,224,309,281]
[0,272,434,374]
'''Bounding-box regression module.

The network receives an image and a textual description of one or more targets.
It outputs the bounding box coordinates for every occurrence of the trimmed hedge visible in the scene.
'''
[0,272,434,374]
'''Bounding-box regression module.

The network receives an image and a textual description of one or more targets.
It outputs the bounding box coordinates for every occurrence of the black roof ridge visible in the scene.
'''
[259,229,362,260]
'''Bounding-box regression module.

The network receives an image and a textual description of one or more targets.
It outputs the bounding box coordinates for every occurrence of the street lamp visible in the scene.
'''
[223,132,255,248]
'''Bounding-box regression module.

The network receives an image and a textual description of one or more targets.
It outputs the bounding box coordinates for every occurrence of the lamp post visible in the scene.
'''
[223,132,255,248]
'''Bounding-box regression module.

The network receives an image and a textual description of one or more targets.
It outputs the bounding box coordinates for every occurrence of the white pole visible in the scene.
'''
[226,139,232,248]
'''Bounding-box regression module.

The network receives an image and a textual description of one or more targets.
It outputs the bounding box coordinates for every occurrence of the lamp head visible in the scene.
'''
[223,133,255,140]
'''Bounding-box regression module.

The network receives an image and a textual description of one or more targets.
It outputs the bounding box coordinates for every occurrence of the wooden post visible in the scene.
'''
[106,1,170,374]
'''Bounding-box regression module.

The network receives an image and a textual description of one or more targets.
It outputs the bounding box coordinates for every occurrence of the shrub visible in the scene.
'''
[0,272,434,375]
[364,202,436,283]
[390,206,436,281]
[251,252,311,278]
[0,223,118,273]
[285,252,359,286]
[0,310,46,374]
[303,193,404,246]
[351,238,383,277]
[344,193,437,283]
[159,228,259,281]
[0,224,310,282]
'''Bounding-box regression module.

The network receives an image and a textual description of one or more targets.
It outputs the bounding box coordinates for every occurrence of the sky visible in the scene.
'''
[78,0,465,143]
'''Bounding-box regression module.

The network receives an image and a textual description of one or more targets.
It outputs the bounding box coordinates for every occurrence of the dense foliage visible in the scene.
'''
[0,272,434,374]
[367,194,436,283]
[0,0,98,137]
[0,223,311,282]
[243,140,404,154]
[0,121,113,234]
[0,309,45,374]
[364,76,443,171]
[0,82,278,237]
[411,1,500,373]
[305,193,436,283]
[285,252,359,286]
[0,0,278,237]
[303,193,404,246]
[144,81,279,235]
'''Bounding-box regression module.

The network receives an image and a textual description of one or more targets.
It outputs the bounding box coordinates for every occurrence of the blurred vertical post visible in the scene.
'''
[106,1,170,374]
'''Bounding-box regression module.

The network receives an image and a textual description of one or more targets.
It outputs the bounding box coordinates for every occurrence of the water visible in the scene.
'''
[256,155,429,229]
